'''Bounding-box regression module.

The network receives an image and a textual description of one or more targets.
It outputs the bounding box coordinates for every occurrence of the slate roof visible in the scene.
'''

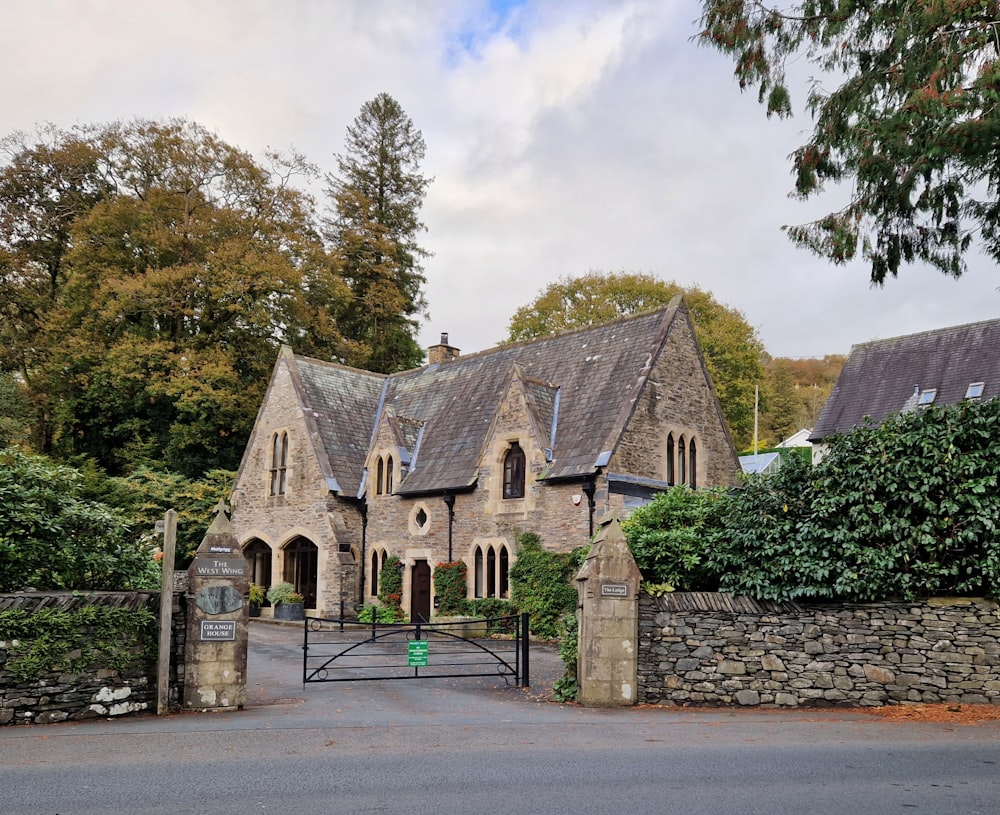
[810,318,1000,442]
[288,352,386,497]
[288,299,689,497]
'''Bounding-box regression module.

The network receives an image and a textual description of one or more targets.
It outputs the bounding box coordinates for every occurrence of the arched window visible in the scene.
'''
[503,442,525,499]
[678,435,686,486]
[375,457,384,496]
[499,545,509,598]
[688,438,697,488]
[371,550,380,596]
[385,455,394,494]
[666,433,675,485]
[474,546,484,598]
[270,431,288,496]
[486,546,496,598]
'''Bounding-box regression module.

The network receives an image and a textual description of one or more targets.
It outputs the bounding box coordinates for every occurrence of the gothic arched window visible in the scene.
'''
[503,442,525,499]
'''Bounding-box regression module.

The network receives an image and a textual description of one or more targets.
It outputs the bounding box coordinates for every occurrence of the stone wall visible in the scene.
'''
[0,591,187,725]
[638,593,1000,707]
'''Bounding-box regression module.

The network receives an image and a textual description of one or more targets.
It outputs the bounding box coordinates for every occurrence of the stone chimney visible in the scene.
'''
[427,332,460,364]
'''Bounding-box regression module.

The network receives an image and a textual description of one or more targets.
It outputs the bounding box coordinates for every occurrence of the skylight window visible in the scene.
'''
[918,388,937,405]
[966,382,985,399]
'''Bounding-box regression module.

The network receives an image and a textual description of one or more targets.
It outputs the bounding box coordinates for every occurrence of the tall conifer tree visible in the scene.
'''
[326,93,431,372]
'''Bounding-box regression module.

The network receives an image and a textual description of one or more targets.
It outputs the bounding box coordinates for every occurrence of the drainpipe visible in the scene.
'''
[582,477,597,539]
[358,499,368,605]
[443,493,456,561]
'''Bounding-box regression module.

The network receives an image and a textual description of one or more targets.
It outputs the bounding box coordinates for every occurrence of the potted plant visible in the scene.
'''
[248,583,265,618]
[268,581,305,621]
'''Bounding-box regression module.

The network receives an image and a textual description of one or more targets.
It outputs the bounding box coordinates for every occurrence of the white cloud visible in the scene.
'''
[1,0,996,362]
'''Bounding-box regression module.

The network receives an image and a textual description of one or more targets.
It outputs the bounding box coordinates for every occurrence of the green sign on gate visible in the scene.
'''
[408,639,429,666]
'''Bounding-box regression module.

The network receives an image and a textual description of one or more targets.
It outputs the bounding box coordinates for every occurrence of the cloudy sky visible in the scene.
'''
[4,0,997,359]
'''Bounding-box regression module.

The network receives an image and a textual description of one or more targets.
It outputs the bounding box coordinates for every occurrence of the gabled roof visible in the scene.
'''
[286,297,693,496]
[289,352,385,497]
[810,317,1000,442]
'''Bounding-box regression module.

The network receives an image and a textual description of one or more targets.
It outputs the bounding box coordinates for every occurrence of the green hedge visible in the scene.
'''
[625,398,1000,602]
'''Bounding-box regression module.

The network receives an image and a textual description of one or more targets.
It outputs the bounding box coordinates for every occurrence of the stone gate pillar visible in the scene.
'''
[183,502,249,711]
[575,517,641,707]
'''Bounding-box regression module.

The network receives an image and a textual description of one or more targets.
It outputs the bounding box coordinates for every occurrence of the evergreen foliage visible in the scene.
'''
[719,397,1000,600]
[622,487,724,591]
[0,448,160,591]
[377,555,406,621]
[432,560,468,616]
[508,531,579,639]
[552,612,579,702]
[326,93,431,373]
[699,1,1000,282]
[623,397,1000,602]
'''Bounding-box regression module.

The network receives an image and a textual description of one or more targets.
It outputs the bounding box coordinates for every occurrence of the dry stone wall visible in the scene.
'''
[0,591,186,725]
[638,593,1000,707]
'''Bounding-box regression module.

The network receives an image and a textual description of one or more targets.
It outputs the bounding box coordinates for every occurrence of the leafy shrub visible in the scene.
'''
[94,464,235,569]
[508,532,578,639]
[463,597,517,634]
[433,561,468,616]
[711,398,1000,601]
[552,612,579,702]
[357,604,404,624]
[622,486,724,590]
[248,583,266,607]
[266,581,299,605]
[378,555,406,620]
[0,448,161,591]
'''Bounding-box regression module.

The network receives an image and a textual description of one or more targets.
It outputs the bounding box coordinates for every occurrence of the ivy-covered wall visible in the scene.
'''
[638,593,1000,707]
[0,591,186,725]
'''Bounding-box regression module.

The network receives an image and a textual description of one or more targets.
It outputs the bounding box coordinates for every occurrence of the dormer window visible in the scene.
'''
[918,388,937,405]
[966,382,985,399]
[503,442,525,499]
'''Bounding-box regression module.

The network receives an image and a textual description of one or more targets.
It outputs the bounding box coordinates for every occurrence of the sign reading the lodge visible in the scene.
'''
[600,583,629,598]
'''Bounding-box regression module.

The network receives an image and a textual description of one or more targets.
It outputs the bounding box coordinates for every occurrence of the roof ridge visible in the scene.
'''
[851,316,1000,350]
[411,305,678,371]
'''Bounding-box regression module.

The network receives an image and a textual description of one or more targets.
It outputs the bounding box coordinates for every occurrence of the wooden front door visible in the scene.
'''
[410,560,432,622]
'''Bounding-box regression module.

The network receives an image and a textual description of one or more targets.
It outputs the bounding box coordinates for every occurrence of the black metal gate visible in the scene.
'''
[302,613,530,687]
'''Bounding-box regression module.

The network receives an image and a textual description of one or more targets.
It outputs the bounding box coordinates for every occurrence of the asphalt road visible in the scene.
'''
[1,621,999,815]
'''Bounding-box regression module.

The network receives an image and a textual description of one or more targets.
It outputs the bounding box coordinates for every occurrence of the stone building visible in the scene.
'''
[229,296,740,619]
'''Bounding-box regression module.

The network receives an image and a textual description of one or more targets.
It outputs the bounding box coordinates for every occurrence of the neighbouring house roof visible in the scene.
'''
[286,297,700,497]
[810,317,1000,443]
[775,429,812,448]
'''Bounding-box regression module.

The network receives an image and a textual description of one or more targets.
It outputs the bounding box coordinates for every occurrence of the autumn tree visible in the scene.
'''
[326,93,431,372]
[506,271,765,447]
[0,119,350,476]
[0,126,113,449]
[699,1,1000,282]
